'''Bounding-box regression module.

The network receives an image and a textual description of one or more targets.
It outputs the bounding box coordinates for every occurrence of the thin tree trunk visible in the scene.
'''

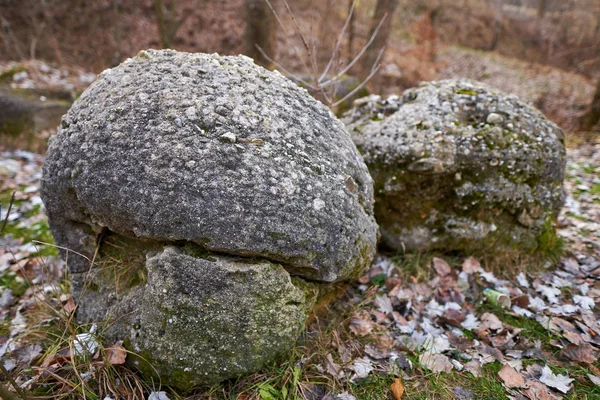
[244,0,277,68]
[580,78,600,132]
[153,0,184,49]
[347,0,356,59]
[360,0,399,78]
[537,0,548,19]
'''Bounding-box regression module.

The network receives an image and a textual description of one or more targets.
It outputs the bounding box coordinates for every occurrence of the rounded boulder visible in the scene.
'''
[343,79,565,255]
[41,49,378,387]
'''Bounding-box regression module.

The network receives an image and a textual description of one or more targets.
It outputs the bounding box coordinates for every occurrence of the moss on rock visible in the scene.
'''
[343,79,566,259]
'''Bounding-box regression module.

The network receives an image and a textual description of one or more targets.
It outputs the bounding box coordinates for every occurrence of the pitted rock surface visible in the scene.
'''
[41,49,378,387]
[343,79,565,253]
[42,49,377,282]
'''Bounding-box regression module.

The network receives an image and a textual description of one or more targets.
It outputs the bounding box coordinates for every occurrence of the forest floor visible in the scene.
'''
[0,48,599,399]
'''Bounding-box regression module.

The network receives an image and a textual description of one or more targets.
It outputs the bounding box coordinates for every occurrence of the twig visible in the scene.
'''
[31,241,92,262]
[0,363,26,400]
[333,58,382,108]
[263,0,313,77]
[282,0,317,77]
[320,12,388,89]
[0,384,23,400]
[319,0,356,83]
[1,191,16,235]
[255,45,317,90]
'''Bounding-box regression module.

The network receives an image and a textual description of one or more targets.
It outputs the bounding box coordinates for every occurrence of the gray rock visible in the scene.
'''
[343,79,565,254]
[42,49,376,282]
[0,90,35,135]
[41,49,378,387]
[0,88,71,153]
[73,242,318,389]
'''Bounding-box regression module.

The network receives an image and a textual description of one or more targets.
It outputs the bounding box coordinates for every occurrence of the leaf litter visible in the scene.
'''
[1,140,599,399]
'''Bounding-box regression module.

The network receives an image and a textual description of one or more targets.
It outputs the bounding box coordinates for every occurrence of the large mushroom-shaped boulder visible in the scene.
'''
[342,79,565,255]
[41,49,378,388]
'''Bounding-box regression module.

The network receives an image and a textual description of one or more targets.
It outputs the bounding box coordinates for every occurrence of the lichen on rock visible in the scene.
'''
[342,79,566,256]
[41,49,378,388]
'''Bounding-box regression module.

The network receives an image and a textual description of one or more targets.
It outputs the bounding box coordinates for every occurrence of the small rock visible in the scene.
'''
[220,132,236,143]
[486,112,504,124]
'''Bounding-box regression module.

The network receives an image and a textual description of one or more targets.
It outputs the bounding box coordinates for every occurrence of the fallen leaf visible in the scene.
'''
[460,314,480,330]
[41,347,72,368]
[364,343,390,360]
[419,352,453,373]
[516,272,530,288]
[390,378,404,400]
[461,257,481,274]
[587,374,600,385]
[349,315,375,337]
[563,329,584,345]
[560,343,598,364]
[573,295,595,310]
[511,294,529,308]
[148,392,170,400]
[477,312,503,332]
[452,386,475,400]
[438,308,466,328]
[350,357,373,380]
[588,364,600,376]
[498,363,525,388]
[60,294,76,315]
[537,285,561,304]
[433,257,452,276]
[105,344,127,365]
[14,344,42,365]
[523,380,560,400]
[539,365,574,394]
[376,295,393,315]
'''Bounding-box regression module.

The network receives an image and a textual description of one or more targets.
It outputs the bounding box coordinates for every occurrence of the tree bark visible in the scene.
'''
[537,0,548,19]
[347,0,356,58]
[244,0,277,68]
[360,0,399,78]
[580,78,600,132]
[153,0,184,49]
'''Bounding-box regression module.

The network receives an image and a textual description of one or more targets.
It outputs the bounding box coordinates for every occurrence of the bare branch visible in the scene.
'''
[281,0,317,77]
[263,0,313,77]
[332,48,384,108]
[319,0,356,83]
[255,45,317,90]
[321,13,387,89]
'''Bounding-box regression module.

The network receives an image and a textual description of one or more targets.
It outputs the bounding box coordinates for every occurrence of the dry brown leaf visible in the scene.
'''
[324,353,342,379]
[59,294,76,315]
[41,347,71,368]
[433,257,452,276]
[438,309,466,328]
[479,312,504,331]
[349,315,375,336]
[523,380,560,400]
[461,257,481,274]
[563,329,584,345]
[419,352,453,373]
[464,360,482,377]
[560,343,598,364]
[588,364,600,376]
[105,344,127,365]
[364,343,390,360]
[498,363,525,388]
[391,377,405,399]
